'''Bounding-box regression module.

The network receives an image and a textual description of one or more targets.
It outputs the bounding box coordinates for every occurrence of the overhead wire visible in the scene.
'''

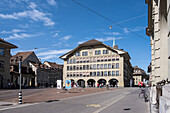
[72,0,149,41]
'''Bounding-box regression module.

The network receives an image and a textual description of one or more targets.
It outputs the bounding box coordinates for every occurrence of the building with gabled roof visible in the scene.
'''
[10,51,40,88]
[60,39,133,87]
[0,38,18,88]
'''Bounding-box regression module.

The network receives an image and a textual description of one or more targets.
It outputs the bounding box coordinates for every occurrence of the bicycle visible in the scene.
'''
[139,88,148,102]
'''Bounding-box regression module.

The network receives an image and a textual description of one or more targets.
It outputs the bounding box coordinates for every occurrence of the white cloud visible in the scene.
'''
[41,55,58,60]
[4,33,39,40]
[60,35,71,40]
[104,32,120,36]
[29,2,37,9]
[123,28,129,33]
[0,29,25,34]
[53,32,59,37]
[0,2,55,26]
[47,0,57,6]
[37,49,71,56]
[123,27,145,33]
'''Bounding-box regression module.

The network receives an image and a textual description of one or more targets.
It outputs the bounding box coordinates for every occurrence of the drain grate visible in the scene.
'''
[46,100,59,103]
[1,104,13,106]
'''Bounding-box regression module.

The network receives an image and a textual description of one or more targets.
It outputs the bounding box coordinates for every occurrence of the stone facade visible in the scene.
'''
[60,39,133,87]
[29,62,63,87]
[0,39,17,88]
[133,66,149,86]
[146,0,170,112]
[10,51,40,88]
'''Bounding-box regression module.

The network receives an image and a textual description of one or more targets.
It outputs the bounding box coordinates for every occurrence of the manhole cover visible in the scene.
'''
[1,104,13,106]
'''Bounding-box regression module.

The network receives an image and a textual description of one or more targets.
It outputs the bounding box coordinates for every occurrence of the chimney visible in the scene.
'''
[114,45,118,49]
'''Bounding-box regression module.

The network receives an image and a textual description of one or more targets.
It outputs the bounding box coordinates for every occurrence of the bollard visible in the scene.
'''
[19,91,22,104]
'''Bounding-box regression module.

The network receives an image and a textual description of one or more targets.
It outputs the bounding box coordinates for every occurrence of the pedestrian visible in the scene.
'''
[97,83,99,88]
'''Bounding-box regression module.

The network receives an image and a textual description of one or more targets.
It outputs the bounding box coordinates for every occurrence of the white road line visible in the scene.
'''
[93,93,129,113]
[0,103,39,111]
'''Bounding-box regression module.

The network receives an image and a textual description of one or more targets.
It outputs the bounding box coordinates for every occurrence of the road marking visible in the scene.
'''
[93,94,128,113]
[0,103,39,111]
[86,104,101,108]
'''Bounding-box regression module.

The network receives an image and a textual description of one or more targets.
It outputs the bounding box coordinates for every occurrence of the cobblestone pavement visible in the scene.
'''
[0,87,118,104]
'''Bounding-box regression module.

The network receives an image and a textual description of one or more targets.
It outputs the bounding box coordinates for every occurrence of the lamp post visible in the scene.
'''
[19,56,23,104]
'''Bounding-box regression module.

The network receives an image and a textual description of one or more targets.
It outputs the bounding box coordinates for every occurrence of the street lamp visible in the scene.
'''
[19,56,23,104]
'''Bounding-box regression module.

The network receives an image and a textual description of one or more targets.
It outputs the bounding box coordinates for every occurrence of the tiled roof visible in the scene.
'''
[60,39,130,60]
[0,38,18,48]
[44,61,63,69]
[11,51,34,63]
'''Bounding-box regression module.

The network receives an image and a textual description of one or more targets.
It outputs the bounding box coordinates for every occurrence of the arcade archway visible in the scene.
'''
[87,79,95,87]
[109,79,119,87]
[77,79,85,87]
[98,79,106,86]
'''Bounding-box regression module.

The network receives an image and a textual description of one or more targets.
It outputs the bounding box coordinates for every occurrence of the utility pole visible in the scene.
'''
[19,56,23,104]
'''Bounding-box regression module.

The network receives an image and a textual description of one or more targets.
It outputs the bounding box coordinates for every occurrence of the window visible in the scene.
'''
[77,65,79,70]
[67,66,69,70]
[87,65,89,69]
[98,50,101,55]
[0,48,4,56]
[112,58,115,61]
[70,59,72,64]
[116,58,119,61]
[104,71,107,76]
[73,74,76,77]
[67,59,69,64]
[73,66,76,70]
[93,72,96,76]
[97,72,100,76]
[108,71,111,76]
[90,65,93,69]
[116,71,119,76]
[85,51,88,56]
[103,50,106,54]
[116,63,119,69]
[80,65,82,70]
[108,64,111,69]
[76,52,80,56]
[83,65,86,70]
[95,50,98,55]
[67,74,69,77]
[101,64,103,69]
[73,59,76,63]
[77,74,79,77]
[70,66,72,70]
[93,64,96,69]
[112,71,115,76]
[77,59,79,63]
[97,64,100,69]
[104,64,107,69]
[90,72,92,76]
[80,74,82,77]
[100,71,103,76]
[106,50,109,54]
[112,63,115,69]
[82,51,88,56]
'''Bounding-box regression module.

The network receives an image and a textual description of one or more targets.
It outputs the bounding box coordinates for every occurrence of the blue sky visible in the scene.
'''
[0,0,151,71]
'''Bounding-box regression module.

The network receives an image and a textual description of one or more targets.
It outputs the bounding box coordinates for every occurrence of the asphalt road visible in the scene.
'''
[0,88,149,113]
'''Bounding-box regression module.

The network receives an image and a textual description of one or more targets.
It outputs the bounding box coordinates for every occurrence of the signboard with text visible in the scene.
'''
[65,80,71,89]
[57,80,62,89]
